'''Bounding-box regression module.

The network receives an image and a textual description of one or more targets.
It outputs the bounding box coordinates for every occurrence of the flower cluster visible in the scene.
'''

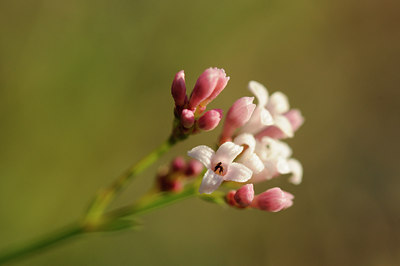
[156,157,203,192]
[170,68,229,140]
[187,79,304,212]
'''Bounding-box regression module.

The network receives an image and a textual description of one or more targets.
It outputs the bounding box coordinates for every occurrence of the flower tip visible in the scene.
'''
[171,70,187,107]
[181,109,195,128]
[234,184,254,207]
[252,187,294,212]
[198,109,223,131]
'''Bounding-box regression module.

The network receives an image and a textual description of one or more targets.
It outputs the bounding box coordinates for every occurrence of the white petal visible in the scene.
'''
[269,139,293,159]
[187,145,214,169]
[199,169,224,194]
[260,108,274,126]
[276,158,291,174]
[224,162,252,182]
[248,81,268,107]
[263,161,279,180]
[267,91,290,114]
[213,142,243,165]
[234,133,256,154]
[240,153,265,174]
[273,115,294,138]
[288,158,303,185]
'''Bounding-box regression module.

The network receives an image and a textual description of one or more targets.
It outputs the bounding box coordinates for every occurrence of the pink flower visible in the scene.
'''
[234,184,255,208]
[198,109,223,131]
[251,187,294,212]
[220,97,256,143]
[187,142,252,194]
[188,68,229,113]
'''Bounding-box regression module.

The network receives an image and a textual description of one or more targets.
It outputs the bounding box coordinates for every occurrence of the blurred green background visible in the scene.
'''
[0,0,399,265]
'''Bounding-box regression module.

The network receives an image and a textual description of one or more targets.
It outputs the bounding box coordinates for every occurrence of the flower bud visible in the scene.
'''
[234,184,254,207]
[225,190,237,207]
[285,109,304,132]
[171,156,185,172]
[251,187,294,212]
[188,68,229,111]
[198,109,223,131]
[220,97,256,143]
[181,109,195,128]
[185,159,203,177]
[171,70,187,108]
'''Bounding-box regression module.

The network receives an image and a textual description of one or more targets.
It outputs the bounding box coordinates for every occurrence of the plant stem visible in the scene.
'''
[0,223,84,265]
[106,185,198,219]
[86,136,177,222]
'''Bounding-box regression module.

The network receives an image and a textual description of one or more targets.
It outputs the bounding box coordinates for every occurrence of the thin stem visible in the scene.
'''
[86,136,177,222]
[0,223,84,264]
[106,185,198,219]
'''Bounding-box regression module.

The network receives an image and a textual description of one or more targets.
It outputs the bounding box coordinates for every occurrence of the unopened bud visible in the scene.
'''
[225,190,237,206]
[181,109,195,128]
[198,109,223,131]
[285,109,304,132]
[185,159,203,177]
[234,184,254,207]
[171,156,185,172]
[171,70,187,108]
[188,68,229,112]
[251,187,294,212]
[220,97,256,143]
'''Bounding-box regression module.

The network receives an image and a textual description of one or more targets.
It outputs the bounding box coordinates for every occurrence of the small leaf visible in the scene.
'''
[100,218,141,232]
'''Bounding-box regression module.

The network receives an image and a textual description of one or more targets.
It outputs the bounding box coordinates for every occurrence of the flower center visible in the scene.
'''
[213,162,225,176]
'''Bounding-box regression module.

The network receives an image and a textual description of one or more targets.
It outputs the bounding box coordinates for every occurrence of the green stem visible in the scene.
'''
[86,136,177,222]
[0,223,84,265]
[106,185,198,219]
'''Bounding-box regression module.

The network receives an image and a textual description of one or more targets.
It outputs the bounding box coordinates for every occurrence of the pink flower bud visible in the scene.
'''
[225,190,237,206]
[185,159,203,177]
[171,156,185,172]
[234,184,254,207]
[284,109,304,132]
[255,125,285,140]
[251,187,294,212]
[198,109,223,131]
[181,109,195,128]
[220,97,256,143]
[188,68,229,111]
[171,70,187,108]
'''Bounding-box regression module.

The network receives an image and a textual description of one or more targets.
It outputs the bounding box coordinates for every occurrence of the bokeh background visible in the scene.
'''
[0,0,399,265]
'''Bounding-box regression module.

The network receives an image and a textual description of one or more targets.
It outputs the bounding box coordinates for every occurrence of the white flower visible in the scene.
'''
[233,133,264,174]
[187,142,253,194]
[251,137,302,183]
[240,81,294,138]
[287,158,303,185]
[239,81,274,134]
